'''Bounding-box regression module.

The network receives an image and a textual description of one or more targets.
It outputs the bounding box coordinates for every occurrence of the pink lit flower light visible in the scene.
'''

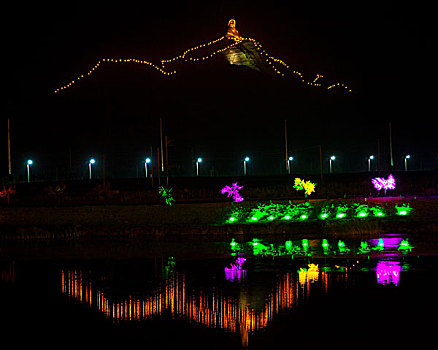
[221,182,244,202]
[372,174,396,191]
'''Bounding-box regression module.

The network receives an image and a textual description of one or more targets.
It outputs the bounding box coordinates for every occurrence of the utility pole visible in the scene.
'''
[377,138,381,172]
[284,119,288,173]
[319,145,323,182]
[157,146,161,186]
[150,146,154,187]
[103,154,106,187]
[7,119,11,175]
[160,118,164,173]
[389,122,394,169]
[69,146,73,177]
[165,135,169,187]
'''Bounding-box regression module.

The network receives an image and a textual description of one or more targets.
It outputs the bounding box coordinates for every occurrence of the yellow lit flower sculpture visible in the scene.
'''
[293,178,316,197]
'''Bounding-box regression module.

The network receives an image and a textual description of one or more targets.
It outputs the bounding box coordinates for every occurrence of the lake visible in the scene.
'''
[1,234,437,349]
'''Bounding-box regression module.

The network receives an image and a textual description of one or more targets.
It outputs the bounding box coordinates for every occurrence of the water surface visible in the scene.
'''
[1,234,437,349]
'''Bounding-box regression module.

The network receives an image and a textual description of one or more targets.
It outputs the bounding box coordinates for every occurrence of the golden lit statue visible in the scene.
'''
[223,18,266,72]
[226,19,243,41]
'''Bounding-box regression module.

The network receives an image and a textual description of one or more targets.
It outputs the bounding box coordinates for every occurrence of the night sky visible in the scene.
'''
[2,1,436,179]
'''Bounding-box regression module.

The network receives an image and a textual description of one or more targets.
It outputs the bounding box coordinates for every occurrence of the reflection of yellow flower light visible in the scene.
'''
[298,264,319,285]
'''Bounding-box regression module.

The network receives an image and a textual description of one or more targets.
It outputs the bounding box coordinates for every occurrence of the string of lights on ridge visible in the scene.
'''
[53,20,352,94]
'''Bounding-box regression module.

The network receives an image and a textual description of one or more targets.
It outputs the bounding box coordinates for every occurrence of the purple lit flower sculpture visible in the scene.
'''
[221,182,244,202]
[371,174,396,191]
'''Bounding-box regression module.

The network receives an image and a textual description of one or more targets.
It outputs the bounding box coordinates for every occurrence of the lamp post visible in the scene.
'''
[196,157,202,176]
[368,155,374,172]
[243,156,250,175]
[288,156,294,174]
[405,155,410,171]
[329,155,336,173]
[89,158,95,180]
[26,159,33,183]
[145,158,151,178]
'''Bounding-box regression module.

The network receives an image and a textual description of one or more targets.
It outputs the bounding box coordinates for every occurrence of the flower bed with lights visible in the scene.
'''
[224,200,414,224]
[1,171,437,240]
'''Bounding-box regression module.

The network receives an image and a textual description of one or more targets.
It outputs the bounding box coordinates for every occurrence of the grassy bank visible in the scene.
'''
[0,197,436,239]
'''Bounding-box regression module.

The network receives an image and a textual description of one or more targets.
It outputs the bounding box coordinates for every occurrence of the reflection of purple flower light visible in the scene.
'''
[369,237,403,249]
[225,268,246,282]
[372,174,396,191]
[376,260,401,286]
[225,257,246,282]
[225,257,246,271]
[221,182,244,202]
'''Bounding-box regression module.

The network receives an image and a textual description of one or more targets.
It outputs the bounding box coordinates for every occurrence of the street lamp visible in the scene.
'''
[368,155,374,172]
[196,157,202,176]
[405,155,411,171]
[288,156,294,174]
[329,155,336,173]
[243,156,250,175]
[89,158,95,179]
[145,158,151,178]
[26,159,33,183]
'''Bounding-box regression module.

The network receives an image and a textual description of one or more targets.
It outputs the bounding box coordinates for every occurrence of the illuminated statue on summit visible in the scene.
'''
[226,19,242,41]
[223,18,267,71]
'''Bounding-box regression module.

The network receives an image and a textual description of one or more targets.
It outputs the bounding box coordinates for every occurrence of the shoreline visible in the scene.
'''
[0,197,437,240]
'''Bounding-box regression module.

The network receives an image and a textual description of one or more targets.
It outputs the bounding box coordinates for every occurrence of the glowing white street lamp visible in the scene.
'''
[145,157,151,178]
[288,156,294,174]
[89,158,96,179]
[26,159,33,183]
[405,155,411,171]
[243,156,250,175]
[196,157,203,176]
[329,155,336,173]
[368,155,374,172]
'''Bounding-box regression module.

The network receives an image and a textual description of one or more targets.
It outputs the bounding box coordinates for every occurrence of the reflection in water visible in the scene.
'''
[225,268,247,282]
[61,264,337,346]
[60,244,411,347]
[0,262,15,283]
[230,235,415,259]
[376,260,401,286]
[225,257,247,282]
[298,263,320,286]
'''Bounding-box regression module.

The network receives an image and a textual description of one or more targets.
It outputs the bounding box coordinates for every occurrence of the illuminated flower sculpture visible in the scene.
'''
[371,174,396,191]
[158,186,175,205]
[293,178,316,197]
[221,182,244,202]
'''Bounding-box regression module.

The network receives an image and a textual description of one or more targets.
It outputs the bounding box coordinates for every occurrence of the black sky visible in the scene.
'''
[2,1,436,178]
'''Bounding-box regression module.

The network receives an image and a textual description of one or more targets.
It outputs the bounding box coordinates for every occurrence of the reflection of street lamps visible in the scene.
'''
[329,155,336,173]
[145,158,151,178]
[26,159,33,183]
[288,156,294,174]
[243,156,250,175]
[368,155,374,172]
[405,155,410,171]
[196,157,202,176]
[89,158,95,179]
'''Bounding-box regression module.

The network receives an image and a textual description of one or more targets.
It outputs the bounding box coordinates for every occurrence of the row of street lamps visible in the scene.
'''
[170,154,413,176]
[25,158,97,182]
[23,154,413,182]
[195,157,249,176]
